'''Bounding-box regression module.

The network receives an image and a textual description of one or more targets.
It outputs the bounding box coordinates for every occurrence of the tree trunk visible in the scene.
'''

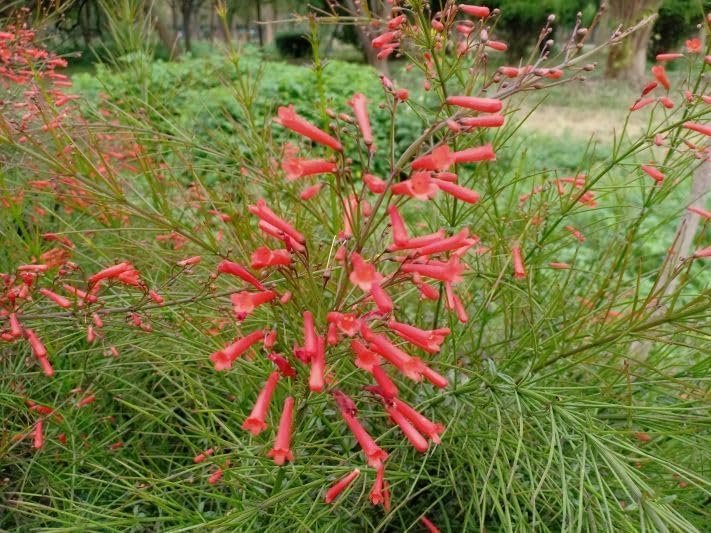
[604,0,662,83]
[182,2,193,53]
[143,0,182,60]
[343,0,389,76]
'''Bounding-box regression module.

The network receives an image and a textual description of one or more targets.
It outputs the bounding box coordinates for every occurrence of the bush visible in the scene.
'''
[2,4,710,531]
[275,30,312,59]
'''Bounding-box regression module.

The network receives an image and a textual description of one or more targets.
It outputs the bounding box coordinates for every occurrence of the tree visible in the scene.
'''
[604,0,663,83]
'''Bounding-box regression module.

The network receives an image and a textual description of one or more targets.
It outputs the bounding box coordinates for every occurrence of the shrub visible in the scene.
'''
[1,3,710,531]
[275,30,312,59]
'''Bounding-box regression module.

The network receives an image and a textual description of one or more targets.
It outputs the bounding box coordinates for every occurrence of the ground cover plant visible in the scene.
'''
[1,1,710,531]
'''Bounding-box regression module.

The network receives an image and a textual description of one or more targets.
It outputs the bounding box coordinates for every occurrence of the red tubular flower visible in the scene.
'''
[327,312,361,337]
[385,402,428,452]
[309,336,326,392]
[268,396,295,465]
[549,262,572,269]
[208,468,223,485]
[25,328,47,358]
[432,179,480,204]
[37,357,54,377]
[249,199,306,244]
[420,364,449,388]
[387,320,449,354]
[300,183,323,201]
[282,158,336,181]
[630,97,655,111]
[565,226,585,243]
[268,352,297,378]
[451,143,496,164]
[421,516,441,533]
[243,371,280,435]
[641,81,658,95]
[686,38,702,53]
[349,93,374,150]
[388,205,410,245]
[459,4,490,17]
[350,339,382,371]
[33,419,44,449]
[349,253,382,291]
[177,255,201,267]
[335,393,388,468]
[370,364,399,398]
[391,171,440,200]
[303,311,318,358]
[363,173,387,193]
[217,260,266,291]
[656,53,684,61]
[486,40,508,52]
[389,230,447,252]
[370,463,386,506]
[692,246,711,258]
[193,448,214,463]
[641,164,665,183]
[401,256,466,284]
[362,325,423,381]
[275,105,342,151]
[250,246,292,269]
[325,468,361,504]
[231,290,277,320]
[258,220,306,253]
[511,246,526,279]
[460,114,505,128]
[87,261,132,285]
[9,312,23,338]
[210,330,265,371]
[327,322,339,345]
[411,145,454,171]
[370,283,394,314]
[683,121,711,136]
[687,206,711,219]
[371,31,397,49]
[658,96,674,109]
[392,398,444,443]
[446,95,502,113]
[651,65,670,91]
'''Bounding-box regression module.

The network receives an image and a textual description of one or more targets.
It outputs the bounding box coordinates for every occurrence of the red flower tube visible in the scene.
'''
[349,253,383,291]
[385,403,429,452]
[651,65,670,91]
[25,328,47,358]
[460,114,505,128]
[420,364,449,388]
[392,398,444,443]
[193,448,214,463]
[349,93,374,149]
[361,325,423,381]
[411,145,454,171]
[640,164,665,183]
[451,143,496,164]
[208,467,223,485]
[512,246,526,279]
[300,183,323,201]
[243,371,280,435]
[421,516,441,533]
[363,173,387,193]
[446,95,502,113]
[302,311,318,358]
[268,396,295,465]
[388,230,446,251]
[350,339,382,371]
[9,312,23,338]
[401,256,466,283]
[370,463,386,506]
[324,468,361,503]
[282,158,337,181]
[268,352,297,377]
[370,364,399,398]
[217,260,265,291]
[388,205,410,245]
[337,407,388,467]
[249,199,306,244]
[459,4,490,17]
[630,98,655,111]
[275,105,342,151]
[387,320,449,354]
[210,330,265,371]
[231,290,277,320]
[683,121,711,136]
[391,171,440,200]
[250,247,292,269]
[370,283,394,314]
[88,261,132,285]
[309,336,326,392]
[432,179,481,203]
[33,419,44,449]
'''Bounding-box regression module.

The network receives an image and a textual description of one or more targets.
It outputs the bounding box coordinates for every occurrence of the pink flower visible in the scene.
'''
[217,260,266,290]
[334,391,388,468]
[458,4,490,18]
[683,121,711,136]
[242,371,280,436]
[302,311,318,359]
[88,261,133,285]
[268,396,295,465]
[370,463,387,506]
[432,179,480,203]
[651,65,670,91]
[452,143,496,164]
[460,114,505,128]
[309,336,326,392]
[267,352,297,378]
[210,330,265,371]
[565,226,585,243]
[385,402,429,452]
[392,398,444,443]
[411,145,454,171]
[250,246,292,269]
[371,31,398,49]
[249,199,306,244]
[686,38,702,53]
[401,256,466,284]
[370,283,394,314]
[275,105,342,151]
[38,288,71,308]
[387,320,449,354]
[361,325,424,381]
[369,364,399,398]
[512,246,526,279]
[687,206,711,219]
[230,290,276,320]
[446,95,502,113]
[421,516,441,533]
[349,253,382,291]
[641,164,665,183]
[300,183,323,201]
[656,53,684,61]
[282,158,336,181]
[693,246,711,258]
[33,419,44,449]
[193,448,214,463]
[350,339,382,371]
[348,93,374,150]
[630,97,655,111]
[327,312,361,336]
[324,468,361,504]
[391,171,440,200]
[208,468,223,485]
[363,173,387,193]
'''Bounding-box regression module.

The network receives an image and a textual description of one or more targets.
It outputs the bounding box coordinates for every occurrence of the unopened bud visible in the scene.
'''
[325,108,336,118]
[583,63,596,71]
[547,14,556,23]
